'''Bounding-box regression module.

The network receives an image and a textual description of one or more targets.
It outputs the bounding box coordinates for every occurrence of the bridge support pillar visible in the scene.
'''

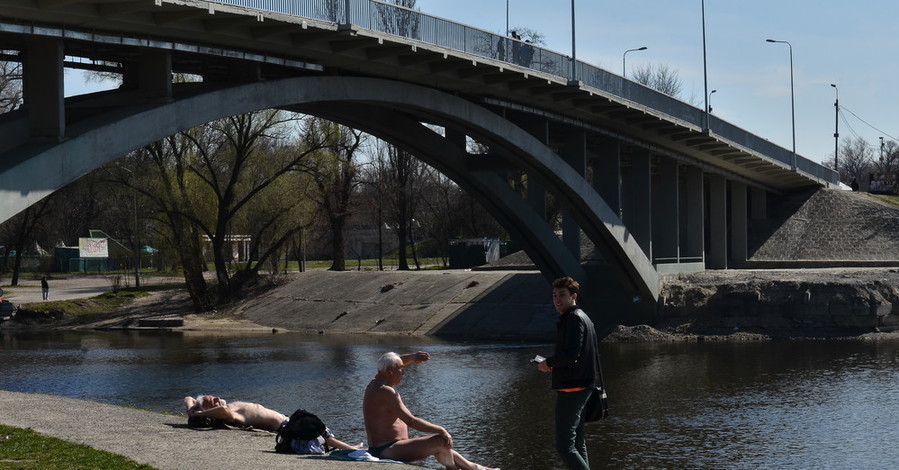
[628,149,652,259]
[730,181,748,263]
[652,158,678,264]
[708,174,727,268]
[139,50,172,101]
[562,128,586,261]
[750,186,767,220]
[594,138,621,219]
[512,115,549,222]
[683,166,704,262]
[23,36,64,140]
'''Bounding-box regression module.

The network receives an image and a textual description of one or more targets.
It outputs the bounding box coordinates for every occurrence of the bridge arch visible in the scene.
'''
[0,76,659,317]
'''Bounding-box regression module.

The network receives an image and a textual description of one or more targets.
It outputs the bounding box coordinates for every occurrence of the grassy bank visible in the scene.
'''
[0,424,157,469]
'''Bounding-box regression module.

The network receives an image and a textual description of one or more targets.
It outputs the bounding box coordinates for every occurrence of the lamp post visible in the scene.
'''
[831,83,839,175]
[622,46,647,77]
[570,0,576,82]
[708,89,717,114]
[506,0,509,35]
[702,0,710,132]
[766,38,796,170]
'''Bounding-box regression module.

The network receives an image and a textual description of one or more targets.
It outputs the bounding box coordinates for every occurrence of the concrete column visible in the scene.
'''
[23,37,65,140]
[683,166,704,261]
[562,128,586,261]
[445,127,467,151]
[512,115,549,222]
[750,186,767,220]
[652,158,678,263]
[630,149,652,259]
[139,49,173,101]
[594,138,621,219]
[730,181,748,263]
[708,174,727,269]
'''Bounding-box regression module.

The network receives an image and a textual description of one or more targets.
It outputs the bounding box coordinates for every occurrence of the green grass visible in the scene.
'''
[0,425,157,470]
[18,290,152,321]
[870,193,899,207]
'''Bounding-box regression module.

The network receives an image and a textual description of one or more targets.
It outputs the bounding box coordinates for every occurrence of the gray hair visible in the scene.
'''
[378,352,402,373]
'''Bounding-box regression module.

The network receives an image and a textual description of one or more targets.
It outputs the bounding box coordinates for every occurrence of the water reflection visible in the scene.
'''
[3,331,899,469]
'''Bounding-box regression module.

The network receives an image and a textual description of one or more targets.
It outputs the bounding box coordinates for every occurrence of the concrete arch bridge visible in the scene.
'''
[0,0,838,324]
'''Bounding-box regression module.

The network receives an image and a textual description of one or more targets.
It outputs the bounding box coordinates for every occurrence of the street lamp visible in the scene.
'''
[831,83,839,175]
[622,46,647,77]
[506,0,509,35]
[702,0,710,132]
[570,0,576,81]
[708,89,717,114]
[766,38,796,170]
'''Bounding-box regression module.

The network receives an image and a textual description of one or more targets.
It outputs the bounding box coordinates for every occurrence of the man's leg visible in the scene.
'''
[555,388,592,470]
[378,435,448,463]
[378,436,497,470]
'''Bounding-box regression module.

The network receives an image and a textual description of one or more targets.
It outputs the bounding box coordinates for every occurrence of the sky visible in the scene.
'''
[66,0,899,165]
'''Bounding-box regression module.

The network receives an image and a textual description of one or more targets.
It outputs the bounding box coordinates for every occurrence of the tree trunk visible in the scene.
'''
[330,215,347,271]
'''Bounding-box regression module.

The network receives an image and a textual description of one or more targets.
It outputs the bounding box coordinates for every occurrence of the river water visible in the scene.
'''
[2,330,899,469]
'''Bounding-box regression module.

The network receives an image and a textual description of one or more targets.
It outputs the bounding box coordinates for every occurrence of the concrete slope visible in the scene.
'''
[750,189,899,264]
[234,270,556,341]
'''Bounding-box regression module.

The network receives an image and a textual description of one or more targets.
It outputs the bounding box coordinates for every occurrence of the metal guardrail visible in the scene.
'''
[212,0,838,185]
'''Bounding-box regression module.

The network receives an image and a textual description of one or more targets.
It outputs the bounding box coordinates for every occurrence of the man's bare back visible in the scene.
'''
[361,352,499,470]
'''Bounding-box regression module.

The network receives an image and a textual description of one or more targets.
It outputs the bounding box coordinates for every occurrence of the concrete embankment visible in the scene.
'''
[230,270,557,341]
[0,390,404,470]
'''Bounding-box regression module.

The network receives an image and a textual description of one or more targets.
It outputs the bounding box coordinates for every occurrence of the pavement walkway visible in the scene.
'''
[0,390,409,470]
[1,275,175,304]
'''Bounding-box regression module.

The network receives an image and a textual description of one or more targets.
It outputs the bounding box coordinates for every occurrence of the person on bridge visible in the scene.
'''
[536,276,601,470]
[184,394,359,451]
[363,351,500,470]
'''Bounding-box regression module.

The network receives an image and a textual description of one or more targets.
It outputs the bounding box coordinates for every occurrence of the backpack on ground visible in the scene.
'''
[275,408,327,454]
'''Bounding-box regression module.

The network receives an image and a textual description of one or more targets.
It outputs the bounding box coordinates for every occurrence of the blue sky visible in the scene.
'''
[414,0,899,165]
[66,0,899,165]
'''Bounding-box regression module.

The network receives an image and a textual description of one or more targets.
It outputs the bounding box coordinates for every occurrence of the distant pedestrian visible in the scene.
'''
[40,277,49,300]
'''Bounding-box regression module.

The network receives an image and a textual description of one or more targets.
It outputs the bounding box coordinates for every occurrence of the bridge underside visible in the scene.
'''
[0,10,827,325]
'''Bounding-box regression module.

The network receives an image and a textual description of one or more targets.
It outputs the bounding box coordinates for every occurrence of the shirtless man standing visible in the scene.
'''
[362,351,499,470]
[184,395,287,431]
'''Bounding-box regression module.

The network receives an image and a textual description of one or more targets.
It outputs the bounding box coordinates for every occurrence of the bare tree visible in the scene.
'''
[0,196,52,284]
[0,56,22,113]
[631,63,683,98]
[299,118,365,271]
[840,136,874,189]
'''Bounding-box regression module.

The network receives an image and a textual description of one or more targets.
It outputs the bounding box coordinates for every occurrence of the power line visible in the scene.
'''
[840,105,899,142]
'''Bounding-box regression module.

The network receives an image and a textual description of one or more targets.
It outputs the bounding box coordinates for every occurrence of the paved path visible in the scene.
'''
[0,390,409,470]
[1,275,175,304]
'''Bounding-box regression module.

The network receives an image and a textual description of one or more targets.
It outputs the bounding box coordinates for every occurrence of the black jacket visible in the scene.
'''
[546,307,599,390]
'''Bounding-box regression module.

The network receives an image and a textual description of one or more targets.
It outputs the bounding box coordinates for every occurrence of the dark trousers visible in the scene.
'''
[555,388,592,470]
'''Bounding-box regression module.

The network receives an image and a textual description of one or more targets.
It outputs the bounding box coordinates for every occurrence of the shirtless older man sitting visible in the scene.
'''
[184,395,288,431]
[363,351,499,470]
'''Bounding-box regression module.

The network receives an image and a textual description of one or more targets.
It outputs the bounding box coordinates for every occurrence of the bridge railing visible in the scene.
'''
[212,0,837,185]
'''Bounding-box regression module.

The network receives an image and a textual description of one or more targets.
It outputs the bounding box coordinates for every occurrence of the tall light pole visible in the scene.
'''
[831,83,839,175]
[622,46,647,77]
[708,89,717,113]
[506,0,509,35]
[702,0,710,132]
[766,38,796,170]
[570,0,576,82]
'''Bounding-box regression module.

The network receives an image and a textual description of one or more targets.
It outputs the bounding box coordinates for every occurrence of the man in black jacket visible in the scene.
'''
[537,276,600,470]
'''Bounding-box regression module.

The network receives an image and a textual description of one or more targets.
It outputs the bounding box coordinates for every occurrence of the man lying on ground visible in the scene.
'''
[184,394,360,451]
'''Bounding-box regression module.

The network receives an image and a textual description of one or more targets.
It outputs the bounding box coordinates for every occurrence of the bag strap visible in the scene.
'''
[575,309,605,390]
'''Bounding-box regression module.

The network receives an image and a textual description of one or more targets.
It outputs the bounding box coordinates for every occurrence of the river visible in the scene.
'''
[2,330,899,469]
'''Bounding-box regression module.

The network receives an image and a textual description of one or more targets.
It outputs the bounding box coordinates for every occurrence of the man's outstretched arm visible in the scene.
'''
[399,351,430,366]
